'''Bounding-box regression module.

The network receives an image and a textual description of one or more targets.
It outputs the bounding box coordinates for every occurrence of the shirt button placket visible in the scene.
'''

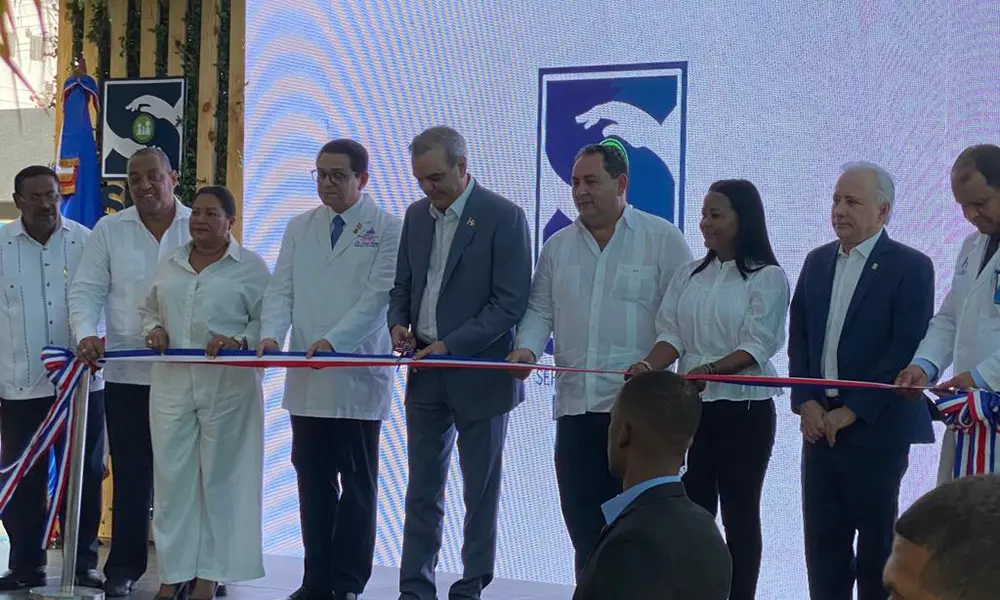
[586,256,607,406]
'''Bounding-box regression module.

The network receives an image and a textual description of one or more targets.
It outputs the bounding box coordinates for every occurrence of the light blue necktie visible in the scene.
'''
[330,215,345,250]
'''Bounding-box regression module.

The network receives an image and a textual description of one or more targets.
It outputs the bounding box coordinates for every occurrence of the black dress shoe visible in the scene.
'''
[0,568,47,590]
[76,569,104,588]
[217,583,227,597]
[105,577,137,597]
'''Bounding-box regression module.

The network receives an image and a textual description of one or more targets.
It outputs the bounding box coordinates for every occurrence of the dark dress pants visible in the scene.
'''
[0,391,105,574]
[683,398,776,600]
[290,415,381,596]
[102,382,154,581]
[554,412,622,577]
[802,439,909,600]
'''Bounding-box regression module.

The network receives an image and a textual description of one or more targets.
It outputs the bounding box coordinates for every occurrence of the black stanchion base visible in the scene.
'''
[29,585,106,600]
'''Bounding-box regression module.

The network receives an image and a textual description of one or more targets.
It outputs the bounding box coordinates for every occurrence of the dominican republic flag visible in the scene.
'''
[56,72,103,229]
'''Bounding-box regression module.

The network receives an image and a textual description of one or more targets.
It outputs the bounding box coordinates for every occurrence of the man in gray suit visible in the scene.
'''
[388,126,532,600]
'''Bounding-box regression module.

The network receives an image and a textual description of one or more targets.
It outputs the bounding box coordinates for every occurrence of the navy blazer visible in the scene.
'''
[388,180,532,421]
[788,231,935,448]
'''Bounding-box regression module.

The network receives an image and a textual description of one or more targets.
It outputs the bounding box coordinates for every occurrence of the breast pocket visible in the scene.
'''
[0,275,22,311]
[983,275,1000,319]
[108,258,149,336]
[611,265,657,304]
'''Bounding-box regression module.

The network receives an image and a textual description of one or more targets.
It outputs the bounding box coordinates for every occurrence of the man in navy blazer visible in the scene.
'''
[788,162,935,600]
[388,126,532,600]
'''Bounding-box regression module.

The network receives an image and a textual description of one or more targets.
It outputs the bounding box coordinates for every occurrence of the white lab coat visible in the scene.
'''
[261,194,402,420]
[139,240,270,583]
[913,231,1000,483]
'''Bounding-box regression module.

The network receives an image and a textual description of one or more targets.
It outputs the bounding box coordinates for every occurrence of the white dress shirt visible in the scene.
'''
[260,194,402,419]
[516,204,693,417]
[69,201,191,385]
[140,241,270,350]
[821,229,883,397]
[654,258,789,402]
[0,217,103,400]
[415,176,474,343]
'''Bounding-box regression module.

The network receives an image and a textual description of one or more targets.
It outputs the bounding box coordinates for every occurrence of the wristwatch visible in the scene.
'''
[231,336,248,350]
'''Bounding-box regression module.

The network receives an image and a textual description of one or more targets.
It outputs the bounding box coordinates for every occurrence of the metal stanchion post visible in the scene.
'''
[31,374,105,600]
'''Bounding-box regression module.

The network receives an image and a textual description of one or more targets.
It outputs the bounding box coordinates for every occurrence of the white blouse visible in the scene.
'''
[140,241,270,350]
[654,257,789,402]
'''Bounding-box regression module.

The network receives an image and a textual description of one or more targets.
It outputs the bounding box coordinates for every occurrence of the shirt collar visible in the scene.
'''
[620,203,636,229]
[120,197,191,222]
[327,193,369,227]
[429,176,474,220]
[714,257,736,269]
[839,228,883,258]
[573,202,635,234]
[175,237,242,266]
[11,215,70,239]
[600,474,682,525]
[223,238,243,262]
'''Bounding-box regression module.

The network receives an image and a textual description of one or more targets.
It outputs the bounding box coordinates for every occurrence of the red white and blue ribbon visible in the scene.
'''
[0,347,92,548]
[13,344,999,535]
[57,348,917,389]
[935,390,1000,477]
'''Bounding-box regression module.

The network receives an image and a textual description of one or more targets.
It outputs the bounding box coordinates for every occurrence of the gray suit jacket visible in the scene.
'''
[388,181,532,420]
[573,483,733,600]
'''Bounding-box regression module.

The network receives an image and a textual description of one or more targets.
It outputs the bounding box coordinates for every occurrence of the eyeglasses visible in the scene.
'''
[311,169,354,184]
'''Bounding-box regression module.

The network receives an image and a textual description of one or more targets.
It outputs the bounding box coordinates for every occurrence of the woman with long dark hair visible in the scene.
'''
[629,179,788,600]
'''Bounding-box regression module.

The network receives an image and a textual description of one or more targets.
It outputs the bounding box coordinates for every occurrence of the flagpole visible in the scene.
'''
[30,375,104,600]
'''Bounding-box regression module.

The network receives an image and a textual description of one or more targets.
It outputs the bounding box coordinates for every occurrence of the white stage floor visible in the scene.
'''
[0,546,574,600]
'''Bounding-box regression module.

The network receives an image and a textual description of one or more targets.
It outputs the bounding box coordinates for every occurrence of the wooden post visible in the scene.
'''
[195,0,219,187]
[139,0,158,76]
[53,1,74,157]
[81,2,100,86]
[227,0,244,241]
[109,0,128,78]
[167,0,184,76]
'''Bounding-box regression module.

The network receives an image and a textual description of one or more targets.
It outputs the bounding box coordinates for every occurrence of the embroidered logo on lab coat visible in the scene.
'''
[354,227,379,248]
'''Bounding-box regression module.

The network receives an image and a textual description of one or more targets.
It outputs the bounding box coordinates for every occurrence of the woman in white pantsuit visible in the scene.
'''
[140,186,270,600]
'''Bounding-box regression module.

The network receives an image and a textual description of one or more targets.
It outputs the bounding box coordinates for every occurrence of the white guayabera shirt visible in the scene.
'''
[0,217,104,399]
[516,204,693,418]
[69,201,191,385]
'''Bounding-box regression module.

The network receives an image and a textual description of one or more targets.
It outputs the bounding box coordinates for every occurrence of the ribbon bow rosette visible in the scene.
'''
[935,390,1000,478]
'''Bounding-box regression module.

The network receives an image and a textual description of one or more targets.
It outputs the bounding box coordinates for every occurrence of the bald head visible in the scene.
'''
[607,371,702,479]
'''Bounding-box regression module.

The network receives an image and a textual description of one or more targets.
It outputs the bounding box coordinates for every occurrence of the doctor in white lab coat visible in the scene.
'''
[258,139,401,600]
[140,186,271,600]
[896,144,1000,484]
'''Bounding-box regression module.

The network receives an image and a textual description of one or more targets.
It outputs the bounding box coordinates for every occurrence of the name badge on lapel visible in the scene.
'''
[994,269,1000,305]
